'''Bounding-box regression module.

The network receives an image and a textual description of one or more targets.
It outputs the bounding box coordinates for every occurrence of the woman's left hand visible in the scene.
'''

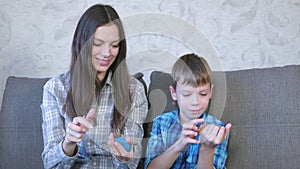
[107,133,134,162]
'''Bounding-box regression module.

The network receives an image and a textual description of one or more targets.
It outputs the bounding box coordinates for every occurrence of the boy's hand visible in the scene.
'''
[199,123,232,148]
[173,118,204,152]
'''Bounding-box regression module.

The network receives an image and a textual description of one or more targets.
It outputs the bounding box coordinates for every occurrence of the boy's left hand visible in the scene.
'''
[199,123,232,148]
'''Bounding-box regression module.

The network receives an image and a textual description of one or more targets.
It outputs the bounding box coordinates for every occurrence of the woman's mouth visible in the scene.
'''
[96,58,110,66]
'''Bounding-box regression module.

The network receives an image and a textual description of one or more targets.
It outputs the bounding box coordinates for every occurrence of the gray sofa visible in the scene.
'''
[0,65,299,169]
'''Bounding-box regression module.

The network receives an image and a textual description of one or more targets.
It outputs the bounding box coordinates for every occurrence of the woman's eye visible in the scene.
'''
[93,42,102,46]
[112,44,119,48]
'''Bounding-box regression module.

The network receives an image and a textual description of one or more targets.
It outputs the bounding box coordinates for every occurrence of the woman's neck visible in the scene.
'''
[97,72,106,82]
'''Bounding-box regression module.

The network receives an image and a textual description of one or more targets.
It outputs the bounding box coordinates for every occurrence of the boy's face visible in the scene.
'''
[169,80,213,123]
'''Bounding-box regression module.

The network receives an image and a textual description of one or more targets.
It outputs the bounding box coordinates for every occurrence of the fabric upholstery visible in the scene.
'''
[222,65,300,169]
[0,76,49,169]
[0,65,299,169]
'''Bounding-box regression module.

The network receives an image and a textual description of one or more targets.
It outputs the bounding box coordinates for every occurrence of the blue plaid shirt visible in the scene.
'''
[145,109,230,169]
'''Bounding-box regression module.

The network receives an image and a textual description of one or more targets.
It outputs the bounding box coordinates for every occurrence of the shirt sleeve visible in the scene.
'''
[213,132,230,169]
[112,78,148,169]
[40,79,78,169]
[144,117,165,169]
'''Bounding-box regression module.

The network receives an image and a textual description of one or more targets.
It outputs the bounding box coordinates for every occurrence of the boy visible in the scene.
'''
[145,53,232,169]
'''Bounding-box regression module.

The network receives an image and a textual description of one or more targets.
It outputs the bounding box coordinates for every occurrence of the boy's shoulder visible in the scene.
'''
[155,109,179,121]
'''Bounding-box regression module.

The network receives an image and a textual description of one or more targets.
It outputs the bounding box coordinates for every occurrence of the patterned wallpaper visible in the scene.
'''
[0,0,300,105]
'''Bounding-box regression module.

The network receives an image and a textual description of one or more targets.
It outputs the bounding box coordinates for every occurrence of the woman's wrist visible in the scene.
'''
[62,137,77,157]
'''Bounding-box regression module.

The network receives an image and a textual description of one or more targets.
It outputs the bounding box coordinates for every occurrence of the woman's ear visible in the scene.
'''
[169,86,177,101]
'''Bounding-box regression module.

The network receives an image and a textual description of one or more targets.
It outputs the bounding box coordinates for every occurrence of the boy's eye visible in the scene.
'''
[200,93,208,96]
[182,93,191,97]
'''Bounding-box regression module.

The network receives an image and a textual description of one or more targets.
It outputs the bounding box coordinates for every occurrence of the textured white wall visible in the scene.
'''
[0,0,300,105]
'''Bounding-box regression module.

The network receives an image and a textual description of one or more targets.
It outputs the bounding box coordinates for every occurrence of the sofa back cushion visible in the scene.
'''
[222,65,300,169]
[0,76,49,169]
[147,65,300,169]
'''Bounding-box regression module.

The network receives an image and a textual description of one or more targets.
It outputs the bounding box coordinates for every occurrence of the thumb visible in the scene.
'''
[225,123,232,136]
[86,108,96,122]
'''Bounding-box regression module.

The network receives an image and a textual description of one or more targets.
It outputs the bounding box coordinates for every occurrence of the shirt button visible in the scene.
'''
[93,162,97,166]
[87,142,91,146]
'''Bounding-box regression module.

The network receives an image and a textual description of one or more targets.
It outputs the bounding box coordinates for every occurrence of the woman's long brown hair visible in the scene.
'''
[64,4,131,136]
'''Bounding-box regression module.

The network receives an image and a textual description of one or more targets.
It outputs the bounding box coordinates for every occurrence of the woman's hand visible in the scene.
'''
[63,108,95,156]
[108,133,134,162]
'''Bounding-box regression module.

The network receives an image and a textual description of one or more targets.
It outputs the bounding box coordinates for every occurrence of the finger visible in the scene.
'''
[86,108,96,122]
[190,118,204,129]
[68,122,86,133]
[192,118,204,126]
[108,133,120,156]
[66,128,84,143]
[182,129,198,137]
[73,117,93,129]
[203,124,215,135]
[114,142,128,156]
[215,127,225,144]
[223,123,232,140]
[225,123,232,136]
[185,137,200,144]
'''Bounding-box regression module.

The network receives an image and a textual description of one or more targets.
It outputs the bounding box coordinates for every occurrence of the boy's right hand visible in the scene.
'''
[173,118,204,152]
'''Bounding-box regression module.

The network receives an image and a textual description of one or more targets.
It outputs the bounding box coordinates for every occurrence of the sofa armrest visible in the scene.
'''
[0,76,49,169]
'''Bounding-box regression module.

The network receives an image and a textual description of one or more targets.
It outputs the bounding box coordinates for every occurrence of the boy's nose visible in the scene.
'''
[191,95,200,105]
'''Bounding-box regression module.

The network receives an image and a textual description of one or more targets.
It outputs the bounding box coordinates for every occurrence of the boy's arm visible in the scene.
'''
[197,146,215,169]
[146,118,203,169]
[147,142,182,169]
[197,123,231,169]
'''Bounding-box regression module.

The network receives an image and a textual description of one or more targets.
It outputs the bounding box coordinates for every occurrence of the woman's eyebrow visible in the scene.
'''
[94,38,119,43]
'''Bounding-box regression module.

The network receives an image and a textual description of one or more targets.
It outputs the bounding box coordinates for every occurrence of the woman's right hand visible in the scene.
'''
[63,108,95,156]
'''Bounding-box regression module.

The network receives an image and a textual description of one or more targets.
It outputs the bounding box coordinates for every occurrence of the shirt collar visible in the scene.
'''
[104,71,113,86]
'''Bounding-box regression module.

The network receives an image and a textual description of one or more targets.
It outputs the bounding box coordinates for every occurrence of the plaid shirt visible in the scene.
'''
[145,109,230,169]
[41,72,148,169]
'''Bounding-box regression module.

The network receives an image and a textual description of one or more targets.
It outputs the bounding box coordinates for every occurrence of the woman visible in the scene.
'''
[41,4,148,168]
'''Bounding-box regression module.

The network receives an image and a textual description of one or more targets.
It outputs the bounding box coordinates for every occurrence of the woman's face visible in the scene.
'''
[92,23,120,80]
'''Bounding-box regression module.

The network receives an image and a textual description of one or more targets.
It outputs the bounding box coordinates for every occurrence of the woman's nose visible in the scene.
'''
[101,45,111,57]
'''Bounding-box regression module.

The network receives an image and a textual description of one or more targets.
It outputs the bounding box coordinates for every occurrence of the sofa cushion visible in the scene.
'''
[0,76,49,169]
[222,65,300,169]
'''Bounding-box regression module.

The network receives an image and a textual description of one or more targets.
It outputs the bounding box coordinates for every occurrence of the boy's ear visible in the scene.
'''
[169,86,177,101]
[209,84,214,99]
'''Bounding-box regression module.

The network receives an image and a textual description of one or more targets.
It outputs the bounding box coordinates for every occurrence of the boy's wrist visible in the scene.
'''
[200,144,215,154]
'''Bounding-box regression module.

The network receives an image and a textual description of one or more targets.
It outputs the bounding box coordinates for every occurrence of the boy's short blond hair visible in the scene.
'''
[171,53,212,88]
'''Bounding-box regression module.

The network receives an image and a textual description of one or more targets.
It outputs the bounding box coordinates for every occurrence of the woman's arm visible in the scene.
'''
[111,78,148,169]
[41,79,77,169]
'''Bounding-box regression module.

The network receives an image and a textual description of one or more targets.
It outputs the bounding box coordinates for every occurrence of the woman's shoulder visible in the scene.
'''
[129,74,147,92]
[44,72,70,92]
